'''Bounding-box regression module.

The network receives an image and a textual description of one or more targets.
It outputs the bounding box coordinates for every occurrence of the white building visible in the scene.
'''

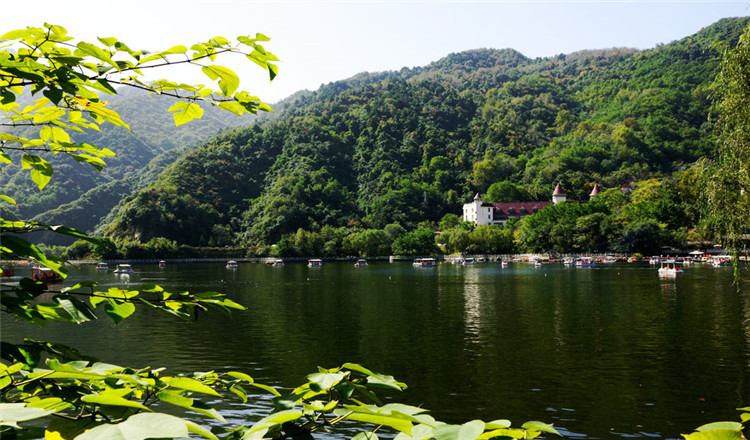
[463,183,595,226]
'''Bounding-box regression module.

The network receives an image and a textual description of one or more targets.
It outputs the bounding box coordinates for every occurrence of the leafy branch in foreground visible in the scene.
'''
[0,359,562,440]
[0,23,277,192]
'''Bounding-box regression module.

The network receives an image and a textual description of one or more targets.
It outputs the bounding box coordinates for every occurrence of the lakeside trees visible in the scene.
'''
[71,17,745,255]
[701,21,750,263]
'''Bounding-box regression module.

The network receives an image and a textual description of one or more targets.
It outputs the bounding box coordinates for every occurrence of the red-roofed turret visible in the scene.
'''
[553,183,566,195]
[590,183,601,198]
[552,183,567,204]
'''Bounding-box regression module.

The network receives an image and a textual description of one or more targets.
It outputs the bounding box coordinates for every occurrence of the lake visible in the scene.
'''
[2,260,749,440]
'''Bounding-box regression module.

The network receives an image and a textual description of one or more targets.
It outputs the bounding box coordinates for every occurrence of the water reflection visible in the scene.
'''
[1,262,747,440]
[462,267,482,345]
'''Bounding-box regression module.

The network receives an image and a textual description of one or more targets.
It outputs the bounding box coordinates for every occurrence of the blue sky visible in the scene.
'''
[6,1,750,103]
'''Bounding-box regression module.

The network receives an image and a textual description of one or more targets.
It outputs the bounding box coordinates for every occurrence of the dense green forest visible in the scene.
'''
[0,88,256,243]
[34,17,750,257]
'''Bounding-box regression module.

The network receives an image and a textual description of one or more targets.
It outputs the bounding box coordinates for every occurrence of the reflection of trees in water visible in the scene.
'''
[462,268,482,345]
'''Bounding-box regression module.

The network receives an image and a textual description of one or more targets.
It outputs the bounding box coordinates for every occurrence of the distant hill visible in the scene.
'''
[1,88,262,244]
[17,17,750,247]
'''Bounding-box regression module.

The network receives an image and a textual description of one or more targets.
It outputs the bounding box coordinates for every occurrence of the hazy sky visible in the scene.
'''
[5,1,750,103]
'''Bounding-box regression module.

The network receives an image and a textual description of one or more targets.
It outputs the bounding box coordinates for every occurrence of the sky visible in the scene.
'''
[4,1,750,103]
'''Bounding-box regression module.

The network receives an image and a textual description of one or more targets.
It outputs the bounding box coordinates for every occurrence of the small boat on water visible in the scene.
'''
[413,258,436,268]
[601,256,617,264]
[308,259,322,268]
[648,256,662,265]
[576,257,595,267]
[658,260,684,277]
[226,261,239,269]
[95,262,109,271]
[562,257,576,265]
[158,260,166,268]
[462,258,476,266]
[272,259,284,267]
[1,264,14,277]
[501,260,509,268]
[708,256,731,267]
[354,258,368,267]
[31,266,62,283]
[114,264,134,274]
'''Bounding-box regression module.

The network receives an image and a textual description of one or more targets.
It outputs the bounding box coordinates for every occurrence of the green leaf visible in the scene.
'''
[168,102,204,126]
[0,194,16,205]
[395,424,437,440]
[521,421,560,436]
[307,372,346,392]
[251,382,281,396]
[54,296,97,324]
[342,412,414,434]
[157,392,193,408]
[185,420,219,440]
[485,419,511,429]
[683,429,744,440]
[103,300,136,324]
[227,371,254,383]
[81,393,150,411]
[696,422,744,432]
[168,377,222,396]
[21,154,53,190]
[75,413,189,440]
[353,432,379,440]
[0,403,55,426]
[27,398,72,412]
[245,410,303,435]
[201,65,240,96]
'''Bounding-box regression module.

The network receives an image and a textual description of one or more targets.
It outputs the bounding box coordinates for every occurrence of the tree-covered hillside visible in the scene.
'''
[0,88,257,244]
[91,17,750,250]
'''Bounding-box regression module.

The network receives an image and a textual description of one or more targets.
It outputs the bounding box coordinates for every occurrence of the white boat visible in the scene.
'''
[308,259,322,268]
[562,257,575,265]
[708,256,731,267]
[501,260,509,268]
[226,260,239,269]
[576,257,595,267]
[413,258,436,267]
[601,256,617,264]
[114,264,134,274]
[462,258,476,266]
[354,258,368,267]
[658,260,684,276]
[95,262,109,271]
[648,256,661,265]
[158,260,166,268]
[272,259,284,267]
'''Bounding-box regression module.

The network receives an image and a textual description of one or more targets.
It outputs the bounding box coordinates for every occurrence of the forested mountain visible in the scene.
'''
[0,88,258,244]
[40,17,750,251]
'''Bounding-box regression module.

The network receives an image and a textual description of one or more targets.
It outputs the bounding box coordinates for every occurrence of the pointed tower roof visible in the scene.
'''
[474,193,482,200]
[553,183,566,195]
[590,183,601,197]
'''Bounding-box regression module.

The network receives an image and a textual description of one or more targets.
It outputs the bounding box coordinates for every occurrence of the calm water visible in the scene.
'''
[3,261,749,440]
